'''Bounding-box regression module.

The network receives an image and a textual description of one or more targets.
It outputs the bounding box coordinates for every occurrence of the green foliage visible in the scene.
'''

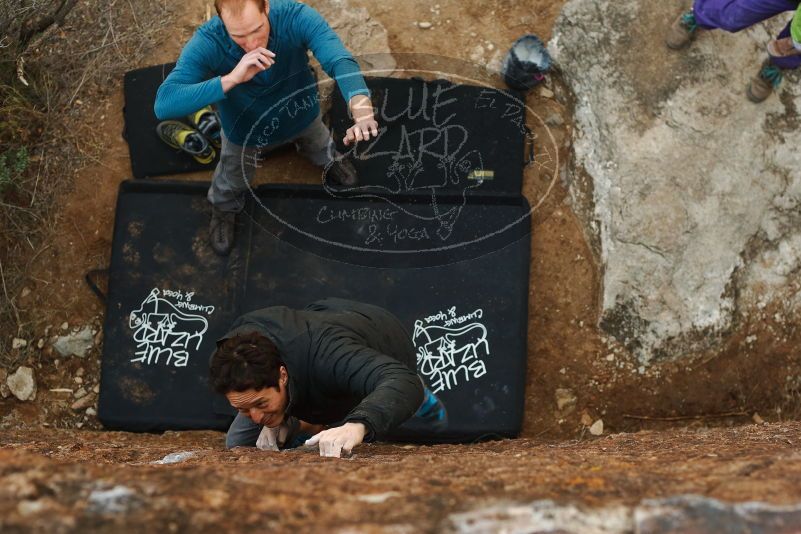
[0,146,29,195]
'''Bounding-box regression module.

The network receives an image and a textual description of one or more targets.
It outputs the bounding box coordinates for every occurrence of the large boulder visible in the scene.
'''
[549,1,801,362]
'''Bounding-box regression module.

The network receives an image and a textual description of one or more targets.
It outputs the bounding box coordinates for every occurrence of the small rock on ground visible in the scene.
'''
[53,327,94,358]
[7,366,36,401]
[555,388,578,413]
[0,368,9,398]
[71,393,95,411]
[590,419,604,436]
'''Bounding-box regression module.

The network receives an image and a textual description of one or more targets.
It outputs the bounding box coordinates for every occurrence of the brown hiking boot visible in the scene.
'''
[666,10,698,50]
[209,208,236,256]
[746,61,783,103]
[327,157,359,187]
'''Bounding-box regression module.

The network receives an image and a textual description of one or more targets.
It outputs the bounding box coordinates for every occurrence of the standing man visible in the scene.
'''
[208,298,448,457]
[154,0,379,255]
[666,1,801,102]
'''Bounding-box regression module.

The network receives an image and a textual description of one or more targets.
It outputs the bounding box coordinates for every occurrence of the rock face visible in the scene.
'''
[447,497,801,534]
[550,1,801,362]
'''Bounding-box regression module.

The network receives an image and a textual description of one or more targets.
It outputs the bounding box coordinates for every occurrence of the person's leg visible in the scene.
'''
[747,19,801,102]
[693,0,799,32]
[769,20,801,69]
[670,0,798,49]
[292,113,359,186]
[207,131,262,213]
[207,131,262,255]
[225,412,261,449]
[667,8,702,49]
[292,113,336,167]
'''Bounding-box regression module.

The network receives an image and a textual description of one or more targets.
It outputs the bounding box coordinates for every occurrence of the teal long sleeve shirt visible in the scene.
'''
[154,0,370,147]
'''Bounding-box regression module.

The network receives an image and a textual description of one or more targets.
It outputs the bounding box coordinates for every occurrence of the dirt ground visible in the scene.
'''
[2,1,801,529]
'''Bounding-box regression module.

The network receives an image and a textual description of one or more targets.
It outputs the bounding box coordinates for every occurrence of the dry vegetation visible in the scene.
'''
[0,0,177,369]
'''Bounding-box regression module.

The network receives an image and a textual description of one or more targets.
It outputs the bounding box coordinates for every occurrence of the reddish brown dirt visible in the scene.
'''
[3,0,801,448]
[2,422,801,531]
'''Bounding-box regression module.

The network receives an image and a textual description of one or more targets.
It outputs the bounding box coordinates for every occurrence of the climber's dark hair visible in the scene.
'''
[209,331,283,394]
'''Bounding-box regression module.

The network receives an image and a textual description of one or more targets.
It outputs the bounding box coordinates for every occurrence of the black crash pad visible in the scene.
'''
[99,180,531,442]
[326,76,529,196]
[123,66,531,197]
[123,63,220,179]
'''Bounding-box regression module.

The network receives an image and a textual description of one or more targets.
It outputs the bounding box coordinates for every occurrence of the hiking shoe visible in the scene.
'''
[187,106,222,149]
[209,208,236,256]
[766,37,801,59]
[666,10,698,50]
[747,61,783,103]
[327,157,359,187]
[156,120,216,164]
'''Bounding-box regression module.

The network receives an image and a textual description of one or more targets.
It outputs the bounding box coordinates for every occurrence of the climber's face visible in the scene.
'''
[220,0,271,54]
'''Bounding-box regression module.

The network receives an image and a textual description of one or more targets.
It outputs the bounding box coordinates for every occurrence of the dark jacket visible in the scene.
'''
[215,298,423,441]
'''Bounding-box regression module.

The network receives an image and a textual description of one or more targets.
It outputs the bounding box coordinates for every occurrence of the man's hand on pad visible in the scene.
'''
[343,117,379,146]
[343,94,379,146]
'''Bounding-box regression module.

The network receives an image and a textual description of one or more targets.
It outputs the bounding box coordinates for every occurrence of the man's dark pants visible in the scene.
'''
[693,0,801,69]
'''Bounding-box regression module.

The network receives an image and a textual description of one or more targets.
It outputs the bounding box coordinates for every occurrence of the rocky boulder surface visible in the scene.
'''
[550,1,801,362]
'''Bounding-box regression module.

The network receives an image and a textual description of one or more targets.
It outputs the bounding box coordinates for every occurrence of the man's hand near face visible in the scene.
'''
[304,422,366,458]
[221,47,276,92]
[256,421,291,451]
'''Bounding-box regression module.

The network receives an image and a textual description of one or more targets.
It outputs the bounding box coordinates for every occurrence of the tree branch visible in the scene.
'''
[17,0,78,51]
